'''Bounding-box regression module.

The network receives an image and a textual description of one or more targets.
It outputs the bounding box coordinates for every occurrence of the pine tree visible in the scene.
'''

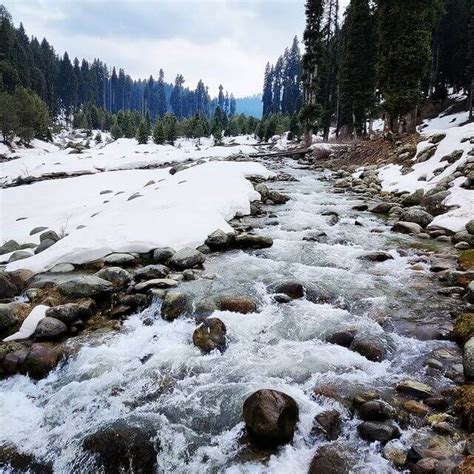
[376,0,442,133]
[211,118,222,145]
[136,119,149,144]
[230,93,237,116]
[163,112,177,145]
[300,0,326,146]
[152,119,165,144]
[170,74,184,118]
[339,0,376,137]
[262,63,274,118]
[272,56,283,114]
[111,123,123,140]
[289,113,301,141]
[0,92,17,143]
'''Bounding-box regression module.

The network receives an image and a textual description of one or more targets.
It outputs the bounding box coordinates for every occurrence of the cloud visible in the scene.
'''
[7,0,344,96]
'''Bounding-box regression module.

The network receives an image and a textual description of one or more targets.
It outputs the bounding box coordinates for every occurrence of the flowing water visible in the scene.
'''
[0,158,463,473]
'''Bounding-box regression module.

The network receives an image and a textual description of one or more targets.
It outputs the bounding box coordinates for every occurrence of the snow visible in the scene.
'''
[377,118,473,233]
[3,305,48,342]
[420,111,470,131]
[0,136,258,185]
[4,161,274,273]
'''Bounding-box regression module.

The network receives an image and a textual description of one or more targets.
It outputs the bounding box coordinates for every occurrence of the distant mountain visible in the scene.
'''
[235,94,262,118]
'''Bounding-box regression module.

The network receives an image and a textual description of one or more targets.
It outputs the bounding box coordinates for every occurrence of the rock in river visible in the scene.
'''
[358,400,396,421]
[396,380,432,399]
[46,302,93,325]
[161,291,189,321]
[58,275,114,298]
[271,281,305,300]
[193,318,227,353]
[134,264,170,281]
[243,389,299,447]
[357,421,401,443]
[95,267,132,286]
[358,251,394,263]
[169,248,205,269]
[308,444,354,474]
[33,317,67,340]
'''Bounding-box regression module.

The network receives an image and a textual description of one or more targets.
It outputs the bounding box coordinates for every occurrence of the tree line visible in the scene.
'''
[0,5,237,123]
[266,0,474,145]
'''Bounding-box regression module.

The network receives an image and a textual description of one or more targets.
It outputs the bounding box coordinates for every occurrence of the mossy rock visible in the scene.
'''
[453,313,474,344]
[459,249,474,271]
[454,385,474,432]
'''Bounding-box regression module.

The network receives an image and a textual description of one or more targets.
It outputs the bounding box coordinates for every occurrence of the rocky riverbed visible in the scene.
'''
[0,153,473,473]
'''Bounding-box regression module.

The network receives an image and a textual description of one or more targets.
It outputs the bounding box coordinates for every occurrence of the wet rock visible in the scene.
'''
[0,240,21,254]
[0,445,52,473]
[39,230,60,242]
[7,269,35,293]
[350,337,386,362]
[455,241,471,250]
[193,318,227,353]
[463,336,474,380]
[33,317,67,340]
[312,409,341,441]
[81,421,158,474]
[422,190,450,216]
[46,302,94,325]
[34,239,56,254]
[303,231,327,242]
[134,278,178,292]
[272,294,292,304]
[396,380,432,399]
[357,421,400,443]
[466,219,474,235]
[401,207,434,228]
[95,267,132,286]
[218,296,257,314]
[326,330,355,348]
[58,275,114,298]
[424,397,449,410]
[103,253,136,265]
[358,400,396,421]
[0,272,18,299]
[8,250,32,263]
[153,247,175,263]
[234,233,273,249]
[272,281,305,300]
[268,190,289,205]
[401,189,425,207]
[308,444,354,474]
[467,281,474,303]
[169,248,205,269]
[392,221,422,235]
[352,204,368,211]
[0,303,20,331]
[255,183,270,200]
[432,421,457,436]
[453,313,474,344]
[371,202,398,214]
[205,229,230,249]
[383,445,407,468]
[403,400,429,416]
[134,264,170,281]
[161,291,189,321]
[242,389,299,447]
[358,251,394,262]
[454,385,474,431]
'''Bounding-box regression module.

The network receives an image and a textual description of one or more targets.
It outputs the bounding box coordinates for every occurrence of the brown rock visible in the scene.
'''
[193,318,226,353]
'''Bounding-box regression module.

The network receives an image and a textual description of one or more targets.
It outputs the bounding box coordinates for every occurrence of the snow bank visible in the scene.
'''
[378,119,473,233]
[0,136,258,184]
[5,161,274,273]
[3,305,47,342]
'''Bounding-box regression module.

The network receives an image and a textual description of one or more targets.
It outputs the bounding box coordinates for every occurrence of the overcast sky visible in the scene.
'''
[7,0,349,98]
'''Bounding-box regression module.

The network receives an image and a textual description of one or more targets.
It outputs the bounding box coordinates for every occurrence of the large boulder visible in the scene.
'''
[81,421,158,474]
[34,239,56,254]
[193,318,227,353]
[217,296,257,314]
[358,400,396,421]
[134,264,170,281]
[8,251,32,263]
[0,240,21,254]
[234,233,273,249]
[33,317,67,340]
[466,219,474,235]
[0,272,18,299]
[401,207,434,228]
[205,229,230,250]
[160,291,189,321]
[103,253,136,266]
[46,302,94,325]
[0,445,52,473]
[0,304,20,332]
[326,330,355,348]
[242,389,299,447]
[392,221,422,235]
[169,248,205,269]
[95,267,132,286]
[401,189,425,207]
[152,247,175,263]
[357,421,400,442]
[422,190,450,216]
[308,444,354,474]
[312,410,341,441]
[271,281,305,300]
[350,338,386,362]
[58,276,114,298]
[39,230,60,243]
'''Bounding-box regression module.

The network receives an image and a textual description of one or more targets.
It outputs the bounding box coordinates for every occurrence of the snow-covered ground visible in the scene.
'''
[1,133,272,273]
[377,112,473,233]
[0,134,258,185]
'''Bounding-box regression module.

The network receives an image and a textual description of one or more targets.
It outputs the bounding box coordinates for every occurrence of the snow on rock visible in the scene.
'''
[420,111,470,131]
[378,120,473,233]
[0,136,258,184]
[5,161,274,273]
[3,305,48,342]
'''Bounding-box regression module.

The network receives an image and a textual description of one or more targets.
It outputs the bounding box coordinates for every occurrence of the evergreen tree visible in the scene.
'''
[136,119,149,144]
[376,0,442,133]
[163,112,178,144]
[300,0,326,146]
[289,113,301,141]
[272,56,283,114]
[262,63,274,118]
[153,119,165,144]
[111,122,123,140]
[0,92,17,143]
[211,118,222,145]
[218,84,225,109]
[339,0,376,137]
[230,93,237,116]
[170,74,185,118]
[157,69,167,117]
